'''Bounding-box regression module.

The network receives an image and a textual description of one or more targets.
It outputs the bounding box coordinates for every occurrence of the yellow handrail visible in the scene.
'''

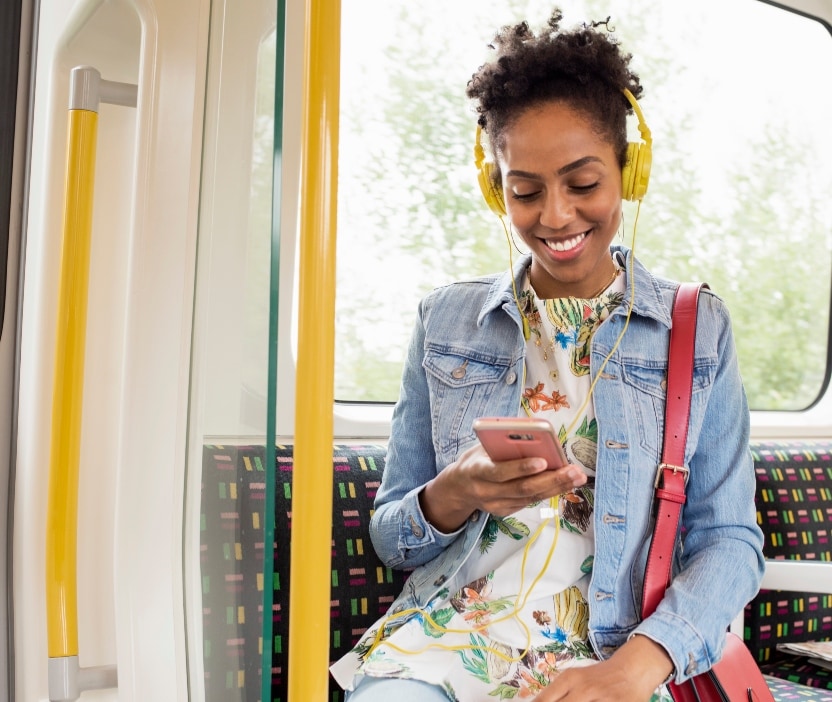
[46,101,98,662]
[287,0,341,699]
[45,66,134,702]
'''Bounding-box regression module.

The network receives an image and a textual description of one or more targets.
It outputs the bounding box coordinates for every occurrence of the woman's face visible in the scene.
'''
[499,101,622,299]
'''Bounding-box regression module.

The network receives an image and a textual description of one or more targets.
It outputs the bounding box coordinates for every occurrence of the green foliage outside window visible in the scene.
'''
[334,0,832,410]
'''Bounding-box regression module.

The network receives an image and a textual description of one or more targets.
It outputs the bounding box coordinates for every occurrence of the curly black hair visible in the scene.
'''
[466,8,642,170]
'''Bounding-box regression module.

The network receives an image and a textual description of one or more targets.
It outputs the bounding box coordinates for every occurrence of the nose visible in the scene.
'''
[539,188,575,229]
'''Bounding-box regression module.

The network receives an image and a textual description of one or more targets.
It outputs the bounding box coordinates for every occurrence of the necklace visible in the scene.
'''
[582,265,620,299]
[528,264,620,301]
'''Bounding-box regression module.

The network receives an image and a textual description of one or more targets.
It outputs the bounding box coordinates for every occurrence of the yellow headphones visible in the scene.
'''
[473,88,652,217]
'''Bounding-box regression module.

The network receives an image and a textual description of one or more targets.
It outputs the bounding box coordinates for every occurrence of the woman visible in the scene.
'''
[331,9,764,701]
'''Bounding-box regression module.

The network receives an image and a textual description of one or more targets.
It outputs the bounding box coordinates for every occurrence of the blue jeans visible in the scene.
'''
[345,676,450,701]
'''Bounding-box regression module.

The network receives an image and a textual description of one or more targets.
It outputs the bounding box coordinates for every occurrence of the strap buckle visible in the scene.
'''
[654,462,689,488]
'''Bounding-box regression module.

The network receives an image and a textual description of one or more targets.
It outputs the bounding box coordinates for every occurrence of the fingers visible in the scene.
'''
[465,443,576,483]
[420,445,587,531]
[455,444,587,516]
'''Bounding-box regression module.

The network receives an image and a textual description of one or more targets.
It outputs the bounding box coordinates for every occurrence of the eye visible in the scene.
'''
[511,190,541,202]
[570,182,600,193]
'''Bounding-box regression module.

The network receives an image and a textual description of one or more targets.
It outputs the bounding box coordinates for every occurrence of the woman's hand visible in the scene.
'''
[419,442,586,533]
[533,635,674,702]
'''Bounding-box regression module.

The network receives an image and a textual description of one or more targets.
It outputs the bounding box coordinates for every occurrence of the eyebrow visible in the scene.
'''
[506,156,604,180]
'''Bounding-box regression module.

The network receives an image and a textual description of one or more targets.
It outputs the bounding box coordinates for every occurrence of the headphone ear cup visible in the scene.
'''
[622,141,638,201]
[622,140,652,202]
[477,161,507,217]
[633,140,652,201]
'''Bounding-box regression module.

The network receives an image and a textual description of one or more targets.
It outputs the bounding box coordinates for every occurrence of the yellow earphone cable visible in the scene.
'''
[562,203,640,435]
[366,501,562,664]
[367,201,643,665]
[503,217,530,340]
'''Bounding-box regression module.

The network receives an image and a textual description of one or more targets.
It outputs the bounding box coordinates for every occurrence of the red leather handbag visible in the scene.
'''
[642,283,774,702]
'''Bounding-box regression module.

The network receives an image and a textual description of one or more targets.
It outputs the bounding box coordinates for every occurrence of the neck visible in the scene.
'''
[530,259,619,300]
[583,262,620,298]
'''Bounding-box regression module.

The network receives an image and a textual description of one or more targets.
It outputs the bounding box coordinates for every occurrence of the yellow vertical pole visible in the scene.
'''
[45,66,131,701]
[46,85,99,663]
[287,0,341,700]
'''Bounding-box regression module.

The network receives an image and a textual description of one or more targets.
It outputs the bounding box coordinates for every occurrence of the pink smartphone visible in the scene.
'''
[473,417,568,470]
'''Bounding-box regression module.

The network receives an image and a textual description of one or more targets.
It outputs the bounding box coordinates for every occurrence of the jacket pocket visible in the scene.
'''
[423,348,515,462]
[620,358,715,458]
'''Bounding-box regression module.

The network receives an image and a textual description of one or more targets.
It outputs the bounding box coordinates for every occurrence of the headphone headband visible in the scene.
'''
[474,89,653,217]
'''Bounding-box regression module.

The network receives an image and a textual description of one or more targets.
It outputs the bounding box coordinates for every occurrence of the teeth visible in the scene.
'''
[545,231,586,252]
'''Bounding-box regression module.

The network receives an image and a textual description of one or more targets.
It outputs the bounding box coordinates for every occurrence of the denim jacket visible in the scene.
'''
[370,246,765,684]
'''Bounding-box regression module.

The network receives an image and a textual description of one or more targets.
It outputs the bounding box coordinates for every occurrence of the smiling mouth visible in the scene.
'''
[543,230,588,252]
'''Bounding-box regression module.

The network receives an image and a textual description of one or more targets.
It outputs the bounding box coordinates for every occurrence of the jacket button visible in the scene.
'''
[451,360,468,379]
[433,575,447,586]
[409,516,424,539]
[469,511,479,522]
[505,371,517,384]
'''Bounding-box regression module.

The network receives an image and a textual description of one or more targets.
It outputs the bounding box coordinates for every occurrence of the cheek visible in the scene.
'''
[505,203,535,233]
[589,193,622,227]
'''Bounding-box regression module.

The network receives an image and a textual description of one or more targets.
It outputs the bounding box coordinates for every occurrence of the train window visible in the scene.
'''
[335,0,832,411]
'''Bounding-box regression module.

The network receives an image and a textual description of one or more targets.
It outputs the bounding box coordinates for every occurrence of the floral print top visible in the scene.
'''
[331,269,638,701]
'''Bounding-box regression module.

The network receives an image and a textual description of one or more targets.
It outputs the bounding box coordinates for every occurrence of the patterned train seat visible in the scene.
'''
[201,444,407,701]
[745,440,832,692]
[201,441,832,701]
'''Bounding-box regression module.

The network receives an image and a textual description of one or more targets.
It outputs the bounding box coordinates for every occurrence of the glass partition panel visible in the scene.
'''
[185,0,278,698]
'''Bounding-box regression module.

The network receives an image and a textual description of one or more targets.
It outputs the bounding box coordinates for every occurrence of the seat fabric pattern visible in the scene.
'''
[201,443,407,702]
[201,444,269,701]
[200,440,832,700]
[745,440,832,691]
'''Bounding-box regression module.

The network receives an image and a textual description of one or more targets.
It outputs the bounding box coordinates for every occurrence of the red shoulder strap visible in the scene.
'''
[641,282,704,620]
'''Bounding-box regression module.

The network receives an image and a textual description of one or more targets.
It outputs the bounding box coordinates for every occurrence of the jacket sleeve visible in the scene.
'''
[636,290,766,682]
[368,298,467,569]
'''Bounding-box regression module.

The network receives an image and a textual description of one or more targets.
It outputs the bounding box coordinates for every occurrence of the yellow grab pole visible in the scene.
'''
[46,79,99,663]
[46,66,130,701]
[287,0,341,699]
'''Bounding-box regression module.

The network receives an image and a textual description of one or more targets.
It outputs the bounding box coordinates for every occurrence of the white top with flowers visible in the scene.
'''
[330,269,639,701]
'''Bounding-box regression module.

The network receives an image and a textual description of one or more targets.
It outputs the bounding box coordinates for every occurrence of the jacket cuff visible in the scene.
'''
[398,486,467,548]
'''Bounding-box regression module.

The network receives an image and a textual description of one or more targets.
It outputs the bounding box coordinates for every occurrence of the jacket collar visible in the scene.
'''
[478,245,673,330]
